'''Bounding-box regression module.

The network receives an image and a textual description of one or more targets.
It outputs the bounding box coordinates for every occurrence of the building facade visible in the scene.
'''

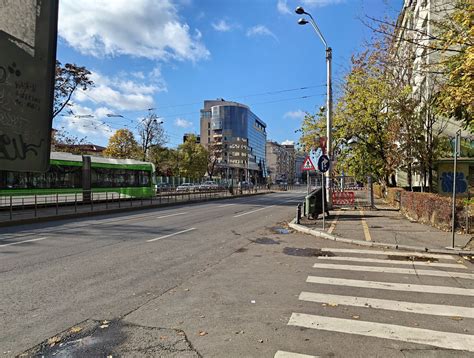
[266,141,289,184]
[392,0,472,190]
[200,99,267,183]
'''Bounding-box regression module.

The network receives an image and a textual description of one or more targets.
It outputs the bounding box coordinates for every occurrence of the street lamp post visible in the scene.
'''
[295,6,333,208]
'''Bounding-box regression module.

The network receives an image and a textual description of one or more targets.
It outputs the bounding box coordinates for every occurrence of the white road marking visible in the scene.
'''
[288,313,474,352]
[322,248,455,261]
[147,228,196,242]
[312,263,474,279]
[0,237,49,248]
[233,205,274,218]
[274,351,320,358]
[318,256,466,269]
[299,292,474,318]
[217,203,236,208]
[307,276,474,296]
[156,212,188,219]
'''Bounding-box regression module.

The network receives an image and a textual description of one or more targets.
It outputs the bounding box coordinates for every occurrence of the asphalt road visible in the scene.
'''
[1,189,473,357]
[0,190,305,356]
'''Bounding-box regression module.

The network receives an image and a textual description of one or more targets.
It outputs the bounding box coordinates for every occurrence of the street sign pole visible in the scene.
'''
[451,129,461,249]
[307,171,310,195]
[322,172,325,230]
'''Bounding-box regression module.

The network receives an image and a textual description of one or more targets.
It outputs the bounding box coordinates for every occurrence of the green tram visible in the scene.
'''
[0,152,156,200]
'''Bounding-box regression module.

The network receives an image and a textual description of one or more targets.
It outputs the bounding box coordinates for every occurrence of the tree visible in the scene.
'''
[334,49,400,185]
[299,107,326,153]
[54,61,94,118]
[148,146,179,176]
[435,0,473,131]
[103,129,140,159]
[137,111,166,161]
[51,127,90,155]
[177,135,208,180]
[206,141,222,180]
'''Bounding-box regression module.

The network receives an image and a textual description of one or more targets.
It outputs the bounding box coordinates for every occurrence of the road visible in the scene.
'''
[1,189,473,357]
[0,190,304,356]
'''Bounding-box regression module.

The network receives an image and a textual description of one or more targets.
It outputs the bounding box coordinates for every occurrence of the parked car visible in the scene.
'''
[176,183,196,192]
[237,181,254,190]
[156,182,172,193]
[198,181,218,191]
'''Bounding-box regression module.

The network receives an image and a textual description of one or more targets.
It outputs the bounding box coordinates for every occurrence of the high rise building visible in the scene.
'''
[200,99,267,183]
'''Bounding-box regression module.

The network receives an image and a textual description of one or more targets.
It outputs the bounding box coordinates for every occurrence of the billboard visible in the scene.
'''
[0,0,58,172]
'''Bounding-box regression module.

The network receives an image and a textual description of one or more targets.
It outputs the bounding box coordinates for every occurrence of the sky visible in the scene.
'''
[54,0,401,148]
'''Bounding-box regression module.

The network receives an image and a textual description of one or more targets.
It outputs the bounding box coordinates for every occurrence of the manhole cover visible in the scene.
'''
[283,247,335,257]
[387,255,438,262]
[253,238,280,245]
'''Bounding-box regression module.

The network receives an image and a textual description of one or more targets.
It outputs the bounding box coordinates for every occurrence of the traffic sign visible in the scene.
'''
[301,156,315,171]
[317,155,330,172]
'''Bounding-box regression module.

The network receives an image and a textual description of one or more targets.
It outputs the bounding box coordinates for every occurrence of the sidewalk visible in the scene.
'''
[290,197,473,255]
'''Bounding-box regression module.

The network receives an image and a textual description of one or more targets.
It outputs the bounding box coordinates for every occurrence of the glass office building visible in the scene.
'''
[200,99,267,183]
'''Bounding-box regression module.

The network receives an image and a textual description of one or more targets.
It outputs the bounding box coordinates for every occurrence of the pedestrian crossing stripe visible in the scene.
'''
[318,256,466,269]
[312,263,474,279]
[288,313,474,352]
[321,248,456,260]
[306,276,474,296]
[298,291,474,318]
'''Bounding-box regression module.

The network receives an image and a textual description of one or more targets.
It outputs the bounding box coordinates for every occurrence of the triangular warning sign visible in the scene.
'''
[301,156,315,171]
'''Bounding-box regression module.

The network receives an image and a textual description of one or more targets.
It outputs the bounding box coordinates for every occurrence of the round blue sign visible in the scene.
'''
[317,155,330,173]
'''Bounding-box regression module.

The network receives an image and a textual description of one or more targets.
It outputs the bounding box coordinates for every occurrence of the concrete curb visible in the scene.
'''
[0,191,273,228]
[289,219,473,257]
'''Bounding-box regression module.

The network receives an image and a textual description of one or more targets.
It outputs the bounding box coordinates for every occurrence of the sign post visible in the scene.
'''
[318,154,331,229]
[0,1,59,172]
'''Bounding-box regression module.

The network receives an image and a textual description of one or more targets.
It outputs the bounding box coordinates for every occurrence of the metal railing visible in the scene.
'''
[0,185,282,223]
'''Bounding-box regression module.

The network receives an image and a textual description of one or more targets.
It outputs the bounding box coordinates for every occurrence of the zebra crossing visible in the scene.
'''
[275,248,474,357]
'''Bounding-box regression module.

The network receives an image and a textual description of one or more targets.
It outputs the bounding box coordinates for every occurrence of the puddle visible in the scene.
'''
[387,255,438,262]
[272,227,290,234]
[235,247,248,253]
[283,247,335,257]
[253,238,280,245]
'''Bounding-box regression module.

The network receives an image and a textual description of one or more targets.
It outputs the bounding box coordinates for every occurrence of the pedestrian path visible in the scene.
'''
[275,248,474,357]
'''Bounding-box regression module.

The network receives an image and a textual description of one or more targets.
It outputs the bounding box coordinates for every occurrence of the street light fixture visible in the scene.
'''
[295,5,333,208]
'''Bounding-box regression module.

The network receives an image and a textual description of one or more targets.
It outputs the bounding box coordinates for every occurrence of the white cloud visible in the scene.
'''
[281,140,295,145]
[175,118,193,128]
[284,110,306,120]
[246,25,278,41]
[212,19,232,32]
[58,0,210,62]
[74,68,166,111]
[277,0,291,14]
[301,0,345,7]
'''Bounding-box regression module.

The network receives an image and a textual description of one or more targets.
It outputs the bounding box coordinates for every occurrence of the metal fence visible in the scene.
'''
[0,184,287,223]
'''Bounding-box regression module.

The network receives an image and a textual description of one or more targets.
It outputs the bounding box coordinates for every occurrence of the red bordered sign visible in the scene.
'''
[301,156,315,171]
[332,191,355,205]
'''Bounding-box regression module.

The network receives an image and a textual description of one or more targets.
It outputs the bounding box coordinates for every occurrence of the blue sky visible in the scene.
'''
[55,0,400,148]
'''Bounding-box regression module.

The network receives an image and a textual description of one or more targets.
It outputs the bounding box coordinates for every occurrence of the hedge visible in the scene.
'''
[378,187,469,232]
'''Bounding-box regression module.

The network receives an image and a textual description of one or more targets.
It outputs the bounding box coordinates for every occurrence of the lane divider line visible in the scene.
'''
[233,205,275,218]
[156,212,188,219]
[327,211,340,234]
[147,228,196,242]
[0,237,49,248]
[359,209,372,241]
[274,350,320,358]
